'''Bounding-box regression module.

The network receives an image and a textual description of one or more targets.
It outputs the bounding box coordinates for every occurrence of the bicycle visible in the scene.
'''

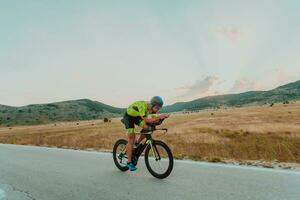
[113,119,174,179]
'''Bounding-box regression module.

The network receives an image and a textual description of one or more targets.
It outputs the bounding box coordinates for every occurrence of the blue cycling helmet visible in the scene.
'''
[150,96,164,109]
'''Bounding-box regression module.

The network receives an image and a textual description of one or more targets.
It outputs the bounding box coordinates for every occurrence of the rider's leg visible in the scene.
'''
[127,130,135,163]
[136,134,145,144]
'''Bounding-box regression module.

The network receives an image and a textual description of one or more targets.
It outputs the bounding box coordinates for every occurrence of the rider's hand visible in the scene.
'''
[158,115,165,120]
[159,114,170,119]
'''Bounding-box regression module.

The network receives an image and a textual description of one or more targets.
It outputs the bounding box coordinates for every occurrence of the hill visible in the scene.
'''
[162,80,300,113]
[1,80,299,125]
[0,99,125,126]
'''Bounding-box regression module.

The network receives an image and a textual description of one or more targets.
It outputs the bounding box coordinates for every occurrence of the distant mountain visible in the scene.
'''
[0,99,125,126]
[1,80,299,126]
[162,80,300,113]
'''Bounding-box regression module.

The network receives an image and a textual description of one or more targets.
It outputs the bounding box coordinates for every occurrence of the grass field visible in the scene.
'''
[1,102,300,164]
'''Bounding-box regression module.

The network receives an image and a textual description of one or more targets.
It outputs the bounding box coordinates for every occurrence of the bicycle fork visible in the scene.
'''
[146,140,161,161]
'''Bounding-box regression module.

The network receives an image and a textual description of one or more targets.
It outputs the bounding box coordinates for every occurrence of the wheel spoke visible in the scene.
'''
[117,144,128,166]
[147,143,171,175]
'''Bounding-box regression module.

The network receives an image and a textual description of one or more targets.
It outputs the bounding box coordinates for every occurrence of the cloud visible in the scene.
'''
[229,79,258,93]
[229,68,300,94]
[164,67,300,105]
[175,76,220,100]
[272,69,298,87]
[212,26,244,40]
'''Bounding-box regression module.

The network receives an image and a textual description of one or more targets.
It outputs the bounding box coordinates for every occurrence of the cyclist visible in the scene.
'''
[121,96,170,171]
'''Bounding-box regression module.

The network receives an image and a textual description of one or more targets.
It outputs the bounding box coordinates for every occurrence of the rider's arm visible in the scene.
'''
[142,116,159,124]
[142,114,169,124]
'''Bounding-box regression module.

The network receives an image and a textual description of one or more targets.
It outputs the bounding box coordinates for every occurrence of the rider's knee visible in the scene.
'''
[128,135,135,143]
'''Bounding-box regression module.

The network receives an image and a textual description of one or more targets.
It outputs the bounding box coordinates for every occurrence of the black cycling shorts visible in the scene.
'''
[121,113,143,134]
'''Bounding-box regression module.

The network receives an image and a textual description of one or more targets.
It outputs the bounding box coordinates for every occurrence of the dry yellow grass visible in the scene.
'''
[1,102,300,163]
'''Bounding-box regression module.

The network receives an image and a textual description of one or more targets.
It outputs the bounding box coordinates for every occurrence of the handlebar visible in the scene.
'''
[140,127,168,134]
[140,118,168,134]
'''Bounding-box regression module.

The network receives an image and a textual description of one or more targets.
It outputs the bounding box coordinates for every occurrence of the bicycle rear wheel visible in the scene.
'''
[144,140,173,179]
[113,139,129,171]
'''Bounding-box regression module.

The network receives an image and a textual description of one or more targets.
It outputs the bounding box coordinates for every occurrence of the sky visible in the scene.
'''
[1,0,300,107]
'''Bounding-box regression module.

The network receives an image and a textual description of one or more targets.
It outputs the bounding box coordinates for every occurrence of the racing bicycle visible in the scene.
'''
[113,119,173,179]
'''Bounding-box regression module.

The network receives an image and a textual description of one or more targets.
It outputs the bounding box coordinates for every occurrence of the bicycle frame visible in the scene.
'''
[133,128,168,161]
[133,133,153,160]
[118,127,168,164]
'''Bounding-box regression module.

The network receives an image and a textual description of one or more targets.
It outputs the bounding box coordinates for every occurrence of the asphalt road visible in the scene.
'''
[0,144,299,200]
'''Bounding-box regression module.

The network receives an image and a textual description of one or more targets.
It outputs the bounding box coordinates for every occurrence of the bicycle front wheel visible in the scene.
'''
[144,140,173,179]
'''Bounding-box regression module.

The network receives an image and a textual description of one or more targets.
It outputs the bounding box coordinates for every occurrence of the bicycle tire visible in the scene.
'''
[144,140,173,179]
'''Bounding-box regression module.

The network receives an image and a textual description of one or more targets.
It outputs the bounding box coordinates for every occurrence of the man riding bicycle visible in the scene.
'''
[121,96,170,171]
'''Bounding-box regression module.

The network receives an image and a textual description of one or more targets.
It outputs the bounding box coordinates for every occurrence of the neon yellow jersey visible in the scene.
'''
[127,101,153,117]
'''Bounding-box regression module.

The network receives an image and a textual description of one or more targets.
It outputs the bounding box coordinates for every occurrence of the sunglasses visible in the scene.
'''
[154,105,161,110]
